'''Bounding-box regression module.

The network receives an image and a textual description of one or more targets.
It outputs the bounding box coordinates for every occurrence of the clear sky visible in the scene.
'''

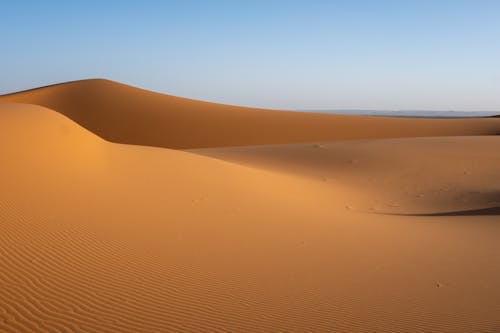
[2,0,500,111]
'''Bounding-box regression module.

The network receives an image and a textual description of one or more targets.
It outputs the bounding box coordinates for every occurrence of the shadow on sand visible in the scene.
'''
[382,206,500,217]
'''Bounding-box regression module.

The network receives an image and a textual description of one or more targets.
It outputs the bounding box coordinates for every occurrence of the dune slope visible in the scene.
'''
[190,137,500,215]
[1,103,500,332]
[1,79,500,149]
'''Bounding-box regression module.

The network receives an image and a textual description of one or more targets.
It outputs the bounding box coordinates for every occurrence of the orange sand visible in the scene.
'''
[1,80,500,332]
[1,79,499,149]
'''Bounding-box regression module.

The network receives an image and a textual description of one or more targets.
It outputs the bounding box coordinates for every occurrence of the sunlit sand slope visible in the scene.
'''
[1,79,500,149]
[1,103,500,332]
[191,136,500,215]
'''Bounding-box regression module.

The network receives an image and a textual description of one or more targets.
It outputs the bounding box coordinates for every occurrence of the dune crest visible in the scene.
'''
[1,79,500,149]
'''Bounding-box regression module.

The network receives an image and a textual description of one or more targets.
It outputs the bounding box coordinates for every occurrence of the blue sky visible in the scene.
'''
[2,0,500,110]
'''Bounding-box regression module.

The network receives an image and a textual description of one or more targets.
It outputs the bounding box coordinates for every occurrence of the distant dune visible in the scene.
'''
[300,109,500,118]
[1,79,500,148]
[1,81,500,332]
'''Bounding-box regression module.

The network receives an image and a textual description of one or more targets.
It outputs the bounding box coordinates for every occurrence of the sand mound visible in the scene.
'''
[0,103,334,332]
[1,103,500,332]
[1,79,500,149]
[191,136,500,215]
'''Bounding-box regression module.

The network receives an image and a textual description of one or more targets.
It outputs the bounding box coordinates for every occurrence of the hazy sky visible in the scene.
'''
[2,0,500,111]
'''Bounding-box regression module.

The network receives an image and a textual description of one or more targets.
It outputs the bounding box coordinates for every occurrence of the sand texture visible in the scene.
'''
[1,80,500,332]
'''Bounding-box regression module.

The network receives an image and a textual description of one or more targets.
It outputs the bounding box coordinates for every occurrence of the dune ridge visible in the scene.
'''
[1,79,500,149]
[1,80,500,333]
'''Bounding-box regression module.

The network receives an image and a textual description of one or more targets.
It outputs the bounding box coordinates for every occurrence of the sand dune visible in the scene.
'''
[191,136,500,215]
[1,102,500,332]
[1,79,500,149]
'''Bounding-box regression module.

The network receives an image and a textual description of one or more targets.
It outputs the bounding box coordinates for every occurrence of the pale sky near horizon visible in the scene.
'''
[2,0,500,111]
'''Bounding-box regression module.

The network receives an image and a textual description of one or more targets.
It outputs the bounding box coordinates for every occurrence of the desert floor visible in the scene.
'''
[1,80,500,332]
